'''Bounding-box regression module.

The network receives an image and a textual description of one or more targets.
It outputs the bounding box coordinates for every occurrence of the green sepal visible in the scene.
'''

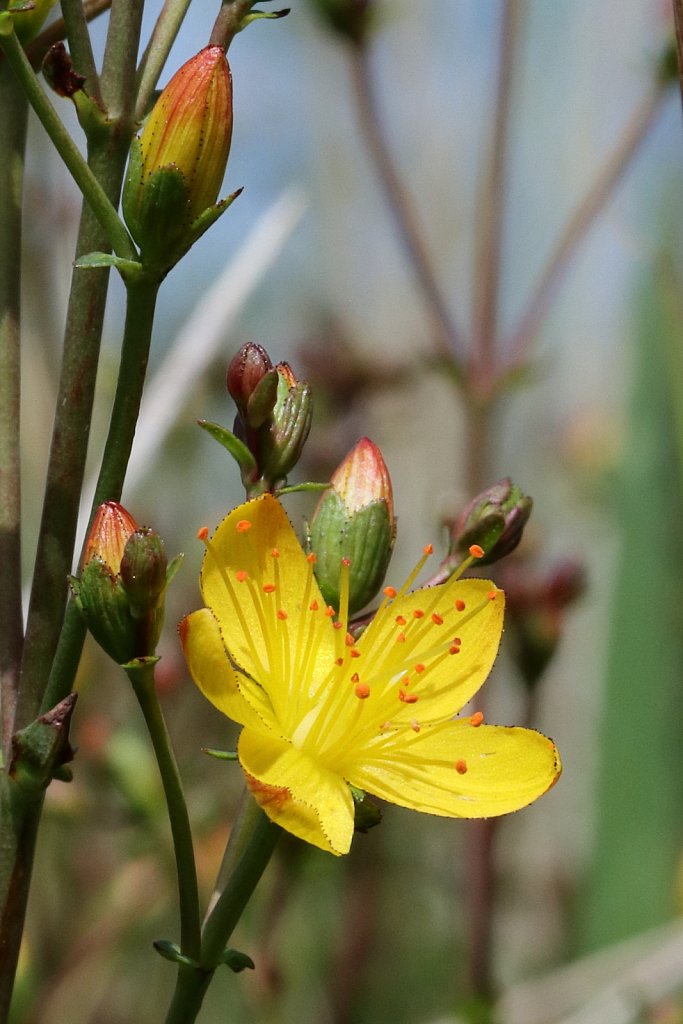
[0,12,14,35]
[310,494,394,615]
[71,561,139,664]
[246,367,278,429]
[220,948,255,972]
[240,9,290,29]
[153,939,199,969]
[184,187,243,254]
[9,694,77,798]
[349,784,383,833]
[202,747,238,761]
[165,552,184,588]
[276,481,331,496]
[197,419,257,476]
[261,377,313,484]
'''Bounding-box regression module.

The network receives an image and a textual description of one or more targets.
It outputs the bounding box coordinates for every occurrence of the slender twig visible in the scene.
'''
[348,43,466,365]
[0,61,27,764]
[0,31,136,260]
[472,0,522,379]
[164,796,279,1024]
[672,0,683,110]
[26,0,112,72]
[209,0,257,50]
[463,3,523,1007]
[40,279,161,716]
[135,0,193,122]
[127,660,201,961]
[59,0,103,104]
[504,81,667,371]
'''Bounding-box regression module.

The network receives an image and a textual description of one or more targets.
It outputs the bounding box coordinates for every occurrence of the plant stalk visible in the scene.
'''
[0,61,27,762]
[127,659,201,961]
[164,795,279,1024]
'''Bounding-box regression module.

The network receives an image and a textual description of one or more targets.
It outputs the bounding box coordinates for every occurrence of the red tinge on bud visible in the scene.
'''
[82,502,139,574]
[331,437,394,519]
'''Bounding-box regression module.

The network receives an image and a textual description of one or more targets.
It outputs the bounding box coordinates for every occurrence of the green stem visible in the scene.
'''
[164,796,279,1024]
[60,0,102,104]
[135,0,193,123]
[209,0,257,50]
[127,659,201,961]
[0,61,27,762]
[40,278,161,716]
[100,0,144,119]
[0,29,136,260]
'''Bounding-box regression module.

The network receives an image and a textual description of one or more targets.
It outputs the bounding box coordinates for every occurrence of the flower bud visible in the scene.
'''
[310,438,396,615]
[260,363,313,485]
[449,478,532,566]
[73,503,171,663]
[123,45,233,269]
[82,501,138,574]
[226,343,274,420]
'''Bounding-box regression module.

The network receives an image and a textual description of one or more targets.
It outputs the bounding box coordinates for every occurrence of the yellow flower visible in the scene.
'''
[180,495,561,855]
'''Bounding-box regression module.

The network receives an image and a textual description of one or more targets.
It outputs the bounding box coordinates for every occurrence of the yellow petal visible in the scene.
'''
[238,728,355,855]
[200,495,335,698]
[347,721,561,818]
[357,578,504,723]
[179,608,275,733]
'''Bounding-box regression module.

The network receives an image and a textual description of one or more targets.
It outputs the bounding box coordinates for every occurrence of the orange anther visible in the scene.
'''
[277,609,287,621]
[395,615,407,626]
[423,544,433,556]
[307,552,317,563]
[262,583,276,594]
[431,612,444,625]
[455,759,468,774]
[455,599,466,612]
[384,586,397,599]
[345,632,355,647]
[235,570,248,583]
[341,557,351,567]
[309,600,319,611]
[197,526,209,541]
[336,657,344,666]
[452,636,461,645]
[355,682,371,699]
[470,711,484,727]
[469,544,484,559]
[350,649,361,658]
[399,690,419,704]
[410,720,421,733]
[325,606,335,617]
[271,547,280,558]
[395,632,406,644]
[414,663,425,674]
[351,672,360,683]
[413,609,425,619]
[449,644,461,655]
[487,589,497,601]
[333,621,343,631]
[236,520,252,533]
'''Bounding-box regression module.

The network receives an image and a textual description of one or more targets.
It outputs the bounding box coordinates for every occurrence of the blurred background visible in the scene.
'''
[13,1,683,1022]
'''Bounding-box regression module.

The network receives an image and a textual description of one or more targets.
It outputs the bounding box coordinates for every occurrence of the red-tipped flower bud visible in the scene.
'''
[226,343,274,419]
[82,501,138,575]
[449,478,532,566]
[310,438,396,615]
[123,46,233,270]
[73,504,174,663]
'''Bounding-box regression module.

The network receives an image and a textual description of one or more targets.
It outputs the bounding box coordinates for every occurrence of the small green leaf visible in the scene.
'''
[202,748,238,761]
[165,553,184,589]
[74,252,143,278]
[220,948,255,972]
[197,420,257,475]
[153,940,198,969]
